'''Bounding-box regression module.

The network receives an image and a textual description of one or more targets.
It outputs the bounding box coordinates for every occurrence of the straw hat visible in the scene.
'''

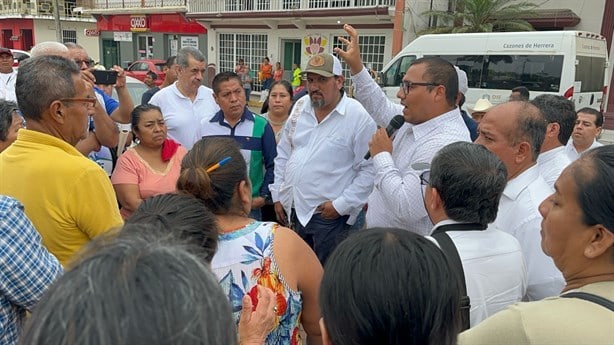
[468,98,493,114]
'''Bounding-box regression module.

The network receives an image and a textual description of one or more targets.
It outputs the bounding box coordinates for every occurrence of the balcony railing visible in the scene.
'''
[188,0,394,13]
[91,0,186,9]
[0,0,95,19]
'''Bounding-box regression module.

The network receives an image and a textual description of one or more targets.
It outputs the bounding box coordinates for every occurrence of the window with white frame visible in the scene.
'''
[332,34,386,88]
[62,30,77,44]
[219,33,268,91]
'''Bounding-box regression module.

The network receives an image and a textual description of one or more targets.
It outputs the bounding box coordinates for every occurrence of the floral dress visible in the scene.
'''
[211,221,303,345]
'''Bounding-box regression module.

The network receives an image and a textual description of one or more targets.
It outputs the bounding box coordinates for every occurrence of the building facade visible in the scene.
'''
[83,0,207,68]
[0,0,100,61]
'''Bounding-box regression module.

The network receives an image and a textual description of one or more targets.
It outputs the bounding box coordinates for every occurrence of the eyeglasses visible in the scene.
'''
[59,98,97,108]
[74,59,94,67]
[419,170,430,186]
[400,80,440,95]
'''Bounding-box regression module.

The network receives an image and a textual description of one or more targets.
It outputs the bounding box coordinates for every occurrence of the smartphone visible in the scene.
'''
[92,70,118,85]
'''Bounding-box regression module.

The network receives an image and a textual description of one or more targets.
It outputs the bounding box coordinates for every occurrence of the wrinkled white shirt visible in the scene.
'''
[350,67,471,235]
[564,138,603,162]
[427,219,527,327]
[270,93,376,226]
[149,82,219,149]
[537,146,570,189]
[492,164,564,301]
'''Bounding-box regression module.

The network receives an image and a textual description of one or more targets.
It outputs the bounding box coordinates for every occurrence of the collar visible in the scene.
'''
[15,129,84,157]
[503,164,540,201]
[410,107,462,140]
[431,219,487,235]
[171,82,206,100]
[209,106,254,125]
[537,146,566,163]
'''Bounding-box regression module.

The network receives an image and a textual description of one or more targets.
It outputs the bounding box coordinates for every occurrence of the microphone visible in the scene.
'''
[364,115,405,160]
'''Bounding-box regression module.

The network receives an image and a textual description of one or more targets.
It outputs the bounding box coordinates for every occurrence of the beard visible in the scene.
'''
[310,93,325,108]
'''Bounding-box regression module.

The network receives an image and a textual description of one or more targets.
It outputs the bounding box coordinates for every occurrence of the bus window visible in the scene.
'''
[482,55,563,92]
[380,55,416,87]
[575,56,606,92]
[425,55,484,88]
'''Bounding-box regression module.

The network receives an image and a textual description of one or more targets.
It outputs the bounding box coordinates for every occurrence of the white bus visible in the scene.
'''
[378,31,610,111]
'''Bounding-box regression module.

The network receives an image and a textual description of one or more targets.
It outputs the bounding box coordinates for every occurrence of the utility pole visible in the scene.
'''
[53,0,63,42]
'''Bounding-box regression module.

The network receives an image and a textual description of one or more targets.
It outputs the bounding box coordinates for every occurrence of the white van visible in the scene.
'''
[378,31,610,111]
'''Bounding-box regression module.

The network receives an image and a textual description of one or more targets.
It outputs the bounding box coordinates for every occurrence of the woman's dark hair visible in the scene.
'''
[131,103,162,135]
[269,80,293,99]
[126,193,219,263]
[177,137,247,215]
[0,99,18,141]
[261,80,294,114]
[320,228,461,345]
[572,145,614,232]
[20,226,236,345]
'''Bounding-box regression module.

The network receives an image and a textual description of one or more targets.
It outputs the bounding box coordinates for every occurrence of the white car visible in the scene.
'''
[10,49,30,67]
[111,75,148,106]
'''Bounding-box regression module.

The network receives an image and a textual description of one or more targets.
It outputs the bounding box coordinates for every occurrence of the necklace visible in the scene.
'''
[268,119,286,126]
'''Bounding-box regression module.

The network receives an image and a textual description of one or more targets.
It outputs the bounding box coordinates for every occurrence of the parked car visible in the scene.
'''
[10,49,30,68]
[125,59,166,86]
[112,76,149,106]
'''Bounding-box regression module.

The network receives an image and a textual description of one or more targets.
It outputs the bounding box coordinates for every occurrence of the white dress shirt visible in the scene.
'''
[427,219,527,327]
[492,164,564,301]
[350,67,471,235]
[149,82,219,149]
[537,146,570,189]
[270,93,376,226]
[564,138,603,162]
[0,70,17,102]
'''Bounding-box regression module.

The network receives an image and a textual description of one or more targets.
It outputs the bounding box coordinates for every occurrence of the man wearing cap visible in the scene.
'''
[270,52,376,264]
[454,66,478,141]
[469,99,493,124]
[335,24,470,235]
[0,48,17,102]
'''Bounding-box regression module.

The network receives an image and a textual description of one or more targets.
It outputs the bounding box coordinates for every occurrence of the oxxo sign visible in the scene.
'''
[130,15,149,32]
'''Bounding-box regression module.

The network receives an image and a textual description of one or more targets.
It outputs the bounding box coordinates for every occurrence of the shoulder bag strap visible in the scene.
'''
[432,232,471,331]
[561,292,614,312]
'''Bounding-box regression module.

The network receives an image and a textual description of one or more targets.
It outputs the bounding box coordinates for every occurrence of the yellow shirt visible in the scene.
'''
[0,129,123,265]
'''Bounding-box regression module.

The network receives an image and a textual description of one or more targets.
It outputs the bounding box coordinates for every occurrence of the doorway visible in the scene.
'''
[102,40,119,69]
[281,39,301,80]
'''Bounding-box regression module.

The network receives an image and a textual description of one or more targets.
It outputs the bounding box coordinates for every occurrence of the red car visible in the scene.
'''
[125,59,166,86]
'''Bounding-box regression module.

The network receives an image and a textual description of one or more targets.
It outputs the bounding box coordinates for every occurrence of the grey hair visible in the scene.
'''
[30,41,69,58]
[0,99,18,141]
[20,225,236,345]
[509,101,546,162]
[63,42,85,50]
[430,142,508,225]
[531,94,576,146]
[16,55,79,121]
[177,47,205,68]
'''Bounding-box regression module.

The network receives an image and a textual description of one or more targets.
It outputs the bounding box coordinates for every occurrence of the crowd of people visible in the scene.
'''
[0,23,612,345]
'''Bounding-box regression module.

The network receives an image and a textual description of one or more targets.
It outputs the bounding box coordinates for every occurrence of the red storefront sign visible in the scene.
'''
[130,15,149,32]
[97,14,206,35]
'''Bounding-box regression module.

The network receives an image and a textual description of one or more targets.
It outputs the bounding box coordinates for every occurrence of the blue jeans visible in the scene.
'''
[262,77,273,91]
[291,210,350,265]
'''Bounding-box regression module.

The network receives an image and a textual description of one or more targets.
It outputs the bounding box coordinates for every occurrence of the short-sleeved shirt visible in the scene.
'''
[149,83,219,149]
[111,146,187,219]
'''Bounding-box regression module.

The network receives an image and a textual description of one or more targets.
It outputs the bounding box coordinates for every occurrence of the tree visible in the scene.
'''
[420,0,537,34]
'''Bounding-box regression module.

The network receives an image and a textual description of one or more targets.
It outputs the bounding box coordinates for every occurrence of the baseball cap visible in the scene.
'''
[0,48,13,57]
[301,53,343,77]
[455,66,468,95]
